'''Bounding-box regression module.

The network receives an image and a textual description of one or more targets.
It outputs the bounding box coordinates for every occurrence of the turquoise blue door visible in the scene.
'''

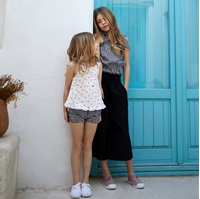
[91,0,199,176]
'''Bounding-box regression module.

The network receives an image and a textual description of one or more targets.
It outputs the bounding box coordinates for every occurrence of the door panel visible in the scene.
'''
[184,0,199,164]
[106,0,177,168]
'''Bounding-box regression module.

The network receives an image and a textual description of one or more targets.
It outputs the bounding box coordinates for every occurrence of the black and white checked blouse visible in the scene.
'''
[100,33,130,75]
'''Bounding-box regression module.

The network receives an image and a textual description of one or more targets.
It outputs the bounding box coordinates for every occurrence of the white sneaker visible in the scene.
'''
[70,182,81,199]
[81,183,92,198]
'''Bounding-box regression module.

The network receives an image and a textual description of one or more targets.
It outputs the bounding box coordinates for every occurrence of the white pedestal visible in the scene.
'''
[0,133,20,199]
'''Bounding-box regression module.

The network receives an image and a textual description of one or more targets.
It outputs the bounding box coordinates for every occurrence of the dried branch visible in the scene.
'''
[0,74,25,108]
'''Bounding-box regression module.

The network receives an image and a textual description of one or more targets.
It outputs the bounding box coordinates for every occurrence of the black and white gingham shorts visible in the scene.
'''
[67,108,101,124]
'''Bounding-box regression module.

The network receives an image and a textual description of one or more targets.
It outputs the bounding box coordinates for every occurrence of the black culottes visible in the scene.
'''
[92,72,133,161]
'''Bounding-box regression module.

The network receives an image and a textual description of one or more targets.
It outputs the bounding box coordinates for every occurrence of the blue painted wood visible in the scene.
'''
[143,101,154,146]
[175,0,185,165]
[163,102,170,146]
[154,102,164,146]
[133,101,144,146]
[184,0,199,164]
[128,89,171,98]
[94,0,107,8]
[94,163,198,177]
[187,100,199,146]
[130,100,171,148]
[187,89,199,98]
[188,148,199,162]
[185,0,199,89]
[175,0,199,165]
[169,0,177,165]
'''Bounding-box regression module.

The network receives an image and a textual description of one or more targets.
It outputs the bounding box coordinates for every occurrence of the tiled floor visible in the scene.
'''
[16,176,199,199]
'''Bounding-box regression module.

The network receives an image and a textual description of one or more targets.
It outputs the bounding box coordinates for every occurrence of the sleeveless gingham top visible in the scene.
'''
[100,33,130,75]
[64,63,106,111]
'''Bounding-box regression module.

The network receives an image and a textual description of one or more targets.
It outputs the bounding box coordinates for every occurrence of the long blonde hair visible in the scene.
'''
[67,32,98,73]
[93,6,128,54]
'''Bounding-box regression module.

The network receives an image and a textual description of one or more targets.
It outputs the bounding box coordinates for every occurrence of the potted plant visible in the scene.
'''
[0,74,25,137]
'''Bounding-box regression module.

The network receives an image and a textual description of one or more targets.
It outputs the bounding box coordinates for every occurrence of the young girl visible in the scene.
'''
[92,7,145,190]
[63,32,105,198]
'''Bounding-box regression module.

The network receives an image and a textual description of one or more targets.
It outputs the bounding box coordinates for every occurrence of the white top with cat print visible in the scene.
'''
[64,63,105,111]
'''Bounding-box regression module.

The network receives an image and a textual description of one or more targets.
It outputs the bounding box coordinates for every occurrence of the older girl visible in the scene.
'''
[92,7,144,190]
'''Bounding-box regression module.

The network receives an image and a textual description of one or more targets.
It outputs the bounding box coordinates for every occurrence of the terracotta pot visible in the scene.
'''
[0,99,9,137]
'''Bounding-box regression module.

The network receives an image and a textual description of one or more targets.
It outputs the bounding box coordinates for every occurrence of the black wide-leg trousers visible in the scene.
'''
[92,72,133,161]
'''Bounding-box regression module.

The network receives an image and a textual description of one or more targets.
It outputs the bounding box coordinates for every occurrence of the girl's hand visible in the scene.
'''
[64,110,69,123]
[124,86,128,92]
[98,116,102,123]
[101,88,104,99]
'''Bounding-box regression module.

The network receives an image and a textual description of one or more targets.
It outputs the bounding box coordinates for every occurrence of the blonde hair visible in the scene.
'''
[93,6,128,54]
[67,32,98,73]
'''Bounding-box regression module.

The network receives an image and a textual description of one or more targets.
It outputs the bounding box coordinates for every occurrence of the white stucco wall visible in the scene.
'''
[0,0,94,188]
[0,0,5,48]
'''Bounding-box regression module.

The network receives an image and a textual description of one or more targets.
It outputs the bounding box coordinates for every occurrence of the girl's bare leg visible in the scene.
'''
[126,159,135,176]
[70,122,84,184]
[101,160,111,178]
[82,122,98,184]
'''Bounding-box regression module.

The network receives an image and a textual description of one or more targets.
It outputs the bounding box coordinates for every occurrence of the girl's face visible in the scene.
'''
[96,13,110,32]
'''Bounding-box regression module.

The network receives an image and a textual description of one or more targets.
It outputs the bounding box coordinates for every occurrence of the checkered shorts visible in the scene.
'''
[67,108,101,124]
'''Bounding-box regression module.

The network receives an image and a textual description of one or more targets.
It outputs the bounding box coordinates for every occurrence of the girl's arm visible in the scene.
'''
[98,62,104,99]
[63,62,75,122]
[123,49,130,91]
[94,34,103,59]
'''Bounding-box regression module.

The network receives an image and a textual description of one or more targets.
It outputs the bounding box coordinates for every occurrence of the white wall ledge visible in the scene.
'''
[0,133,20,199]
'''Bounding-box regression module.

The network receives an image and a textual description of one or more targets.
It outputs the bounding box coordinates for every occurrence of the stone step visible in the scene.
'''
[0,133,20,199]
